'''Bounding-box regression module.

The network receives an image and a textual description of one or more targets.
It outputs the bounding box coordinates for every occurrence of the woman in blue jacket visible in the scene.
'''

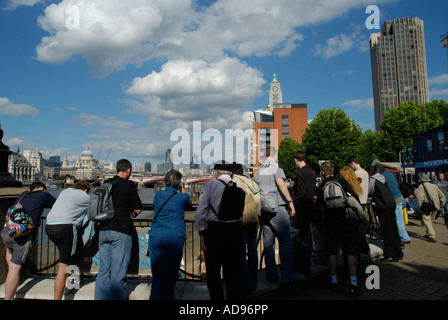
[148,170,192,300]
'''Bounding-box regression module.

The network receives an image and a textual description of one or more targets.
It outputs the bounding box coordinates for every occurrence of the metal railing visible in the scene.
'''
[29,203,381,281]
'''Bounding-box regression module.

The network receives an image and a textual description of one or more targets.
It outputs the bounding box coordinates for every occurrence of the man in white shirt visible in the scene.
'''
[347,155,369,208]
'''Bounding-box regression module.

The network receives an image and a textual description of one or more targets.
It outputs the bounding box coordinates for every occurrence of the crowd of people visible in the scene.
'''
[1,152,447,300]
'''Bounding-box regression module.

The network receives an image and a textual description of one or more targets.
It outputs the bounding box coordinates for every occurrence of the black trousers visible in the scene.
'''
[203,221,241,300]
[376,208,403,259]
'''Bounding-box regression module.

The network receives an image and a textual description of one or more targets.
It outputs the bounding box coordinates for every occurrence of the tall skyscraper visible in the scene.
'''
[370,17,429,131]
[442,33,448,68]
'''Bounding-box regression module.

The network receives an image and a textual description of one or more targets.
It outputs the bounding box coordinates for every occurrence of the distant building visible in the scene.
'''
[74,143,99,180]
[144,162,152,173]
[370,17,429,131]
[251,74,308,169]
[442,33,448,68]
[8,148,33,181]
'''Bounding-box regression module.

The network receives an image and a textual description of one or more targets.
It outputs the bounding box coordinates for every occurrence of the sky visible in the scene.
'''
[1,0,447,169]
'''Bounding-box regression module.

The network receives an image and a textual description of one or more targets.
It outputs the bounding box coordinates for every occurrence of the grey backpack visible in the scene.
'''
[323,180,348,209]
[87,180,119,221]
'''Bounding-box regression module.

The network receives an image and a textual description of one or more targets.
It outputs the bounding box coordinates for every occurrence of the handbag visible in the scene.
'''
[5,192,35,239]
[420,183,437,213]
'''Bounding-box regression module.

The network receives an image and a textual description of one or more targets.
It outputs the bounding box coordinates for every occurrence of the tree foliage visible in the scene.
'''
[380,100,448,161]
[278,137,301,179]
[301,108,362,173]
[274,100,448,176]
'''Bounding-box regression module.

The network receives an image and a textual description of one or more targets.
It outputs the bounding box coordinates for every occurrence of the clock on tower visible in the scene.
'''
[269,74,282,109]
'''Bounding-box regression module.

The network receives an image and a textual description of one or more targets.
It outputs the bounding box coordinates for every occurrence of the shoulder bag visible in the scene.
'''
[420,183,437,213]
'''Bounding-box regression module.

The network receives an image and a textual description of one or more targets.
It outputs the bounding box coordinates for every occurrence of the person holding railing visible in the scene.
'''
[45,180,91,300]
[147,170,192,300]
[1,182,56,300]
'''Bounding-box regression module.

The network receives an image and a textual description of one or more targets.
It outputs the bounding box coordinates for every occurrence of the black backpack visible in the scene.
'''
[371,178,396,210]
[399,181,413,198]
[210,180,246,221]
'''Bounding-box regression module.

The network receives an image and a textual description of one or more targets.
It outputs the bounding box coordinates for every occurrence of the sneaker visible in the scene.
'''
[349,285,360,297]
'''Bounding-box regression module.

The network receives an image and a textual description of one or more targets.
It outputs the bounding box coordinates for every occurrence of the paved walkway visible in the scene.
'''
[1,214,447,300]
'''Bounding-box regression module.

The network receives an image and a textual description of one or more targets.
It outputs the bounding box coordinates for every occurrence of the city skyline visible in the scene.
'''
[1,0,447,167]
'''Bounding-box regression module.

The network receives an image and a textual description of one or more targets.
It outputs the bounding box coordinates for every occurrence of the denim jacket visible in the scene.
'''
[149,187,192,239]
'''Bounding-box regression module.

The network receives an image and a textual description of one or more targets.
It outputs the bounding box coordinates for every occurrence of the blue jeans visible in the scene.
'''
[240,224,258,292]
[148,235,184,300]
[395,202,410,242]
[94,230,133,300]
[290,225,311,278]
[262,206,294,283]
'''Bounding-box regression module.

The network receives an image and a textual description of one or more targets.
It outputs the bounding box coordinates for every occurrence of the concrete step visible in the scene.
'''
[0,241,384,300]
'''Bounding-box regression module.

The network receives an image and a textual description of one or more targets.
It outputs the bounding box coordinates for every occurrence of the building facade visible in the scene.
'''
[370,17,429,131]
[252,75,308,169]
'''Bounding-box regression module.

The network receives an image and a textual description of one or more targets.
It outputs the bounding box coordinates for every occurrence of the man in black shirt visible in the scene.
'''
[290,151,316,278]
[94,159,142,300]
[316,161,360,297]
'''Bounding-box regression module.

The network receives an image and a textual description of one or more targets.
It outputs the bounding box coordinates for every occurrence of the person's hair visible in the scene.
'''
[340,167,362,198]
[321,161,334,176]
[365,166,375,176]
[30,181,46,191]
[293,150,306,162]
[74,180,91,191]
[346,154,359,165]
[165,170,183,189]
[116,159,132,173]
[374,164,384,173]
[232,163,244,175]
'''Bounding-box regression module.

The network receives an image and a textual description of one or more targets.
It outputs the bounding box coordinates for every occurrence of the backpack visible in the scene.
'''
[399,181,413,198]
[371,178,396,210]
[210,179,246,221]
[5,192,35,239]
[255,162,280,213]
[259,185,279,213]
[322,180,348,209]
[233,175,261,225]
[87,180,119,221]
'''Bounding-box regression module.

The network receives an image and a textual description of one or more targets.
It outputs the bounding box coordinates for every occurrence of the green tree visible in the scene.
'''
[301,108,362,173]
[278,137,301,179]
[380,100,448,161]
[355,129,383,168]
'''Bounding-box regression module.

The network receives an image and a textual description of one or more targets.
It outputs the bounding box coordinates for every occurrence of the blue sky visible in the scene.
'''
[1,0,447,169]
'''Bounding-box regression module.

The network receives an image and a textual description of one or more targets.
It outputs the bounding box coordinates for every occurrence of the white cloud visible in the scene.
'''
[315,25,367,59]
[35,0,380,76]
[341,98,374,110]
[32,0,396,160]
[126,57,265,133]
[2,0,44,11]
[428,74,448,87]
[0,97,39,116]
[429,73,448,100]
[73,113,134,129]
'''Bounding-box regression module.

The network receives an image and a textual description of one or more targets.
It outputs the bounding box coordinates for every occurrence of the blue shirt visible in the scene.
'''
[382,171,404,204]
[149,187,192,239]
[19,190,56,226]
